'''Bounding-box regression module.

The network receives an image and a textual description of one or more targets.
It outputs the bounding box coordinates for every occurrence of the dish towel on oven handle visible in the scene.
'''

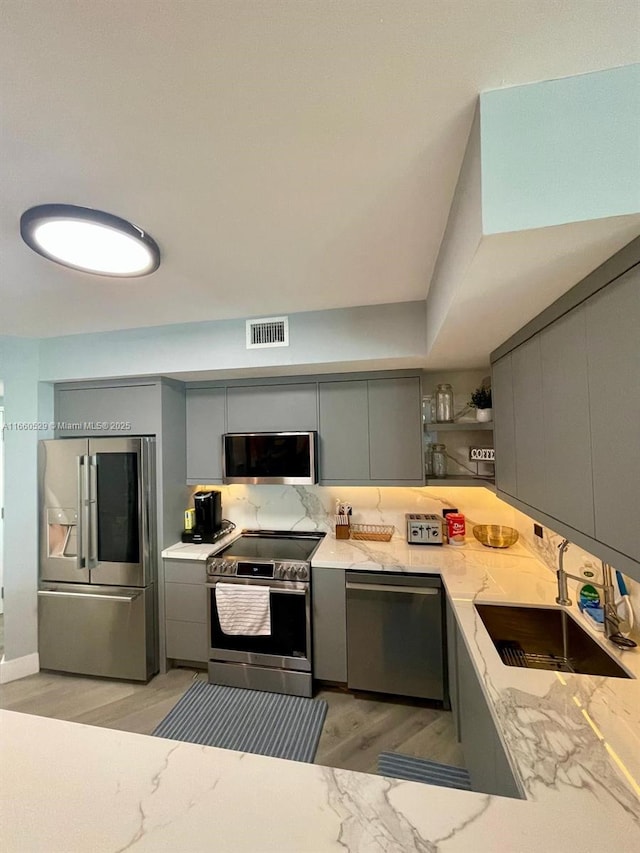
[215,583,272,636]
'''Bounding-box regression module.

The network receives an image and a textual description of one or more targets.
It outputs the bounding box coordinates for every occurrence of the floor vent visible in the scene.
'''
[246,316,289,349]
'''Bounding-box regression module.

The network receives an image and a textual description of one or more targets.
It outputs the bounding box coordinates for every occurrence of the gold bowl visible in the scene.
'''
[472,525,519,549]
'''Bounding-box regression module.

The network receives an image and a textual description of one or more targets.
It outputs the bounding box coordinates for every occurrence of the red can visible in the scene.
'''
[446,513,466,545]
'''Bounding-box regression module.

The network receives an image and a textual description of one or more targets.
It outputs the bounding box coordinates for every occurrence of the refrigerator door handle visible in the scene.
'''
[77,455,92,570]
[76,455,84,570]
[88,454,98,569]
[140,439,153,580]
[38,589,142,603]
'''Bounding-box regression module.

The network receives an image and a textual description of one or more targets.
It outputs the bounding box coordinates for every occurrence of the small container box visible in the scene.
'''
[446,513,466,545]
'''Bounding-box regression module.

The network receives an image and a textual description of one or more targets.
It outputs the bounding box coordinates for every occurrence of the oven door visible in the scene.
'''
[207,577,311,672]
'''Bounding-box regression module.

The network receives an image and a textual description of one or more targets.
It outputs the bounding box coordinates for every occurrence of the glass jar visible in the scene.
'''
[432,443,447,478]
[422,395,433,425]
[435,383,454,423]
[424,442,434,477]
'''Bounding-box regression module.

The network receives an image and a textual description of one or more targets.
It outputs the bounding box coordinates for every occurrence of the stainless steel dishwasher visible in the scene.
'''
[346,572,446,702]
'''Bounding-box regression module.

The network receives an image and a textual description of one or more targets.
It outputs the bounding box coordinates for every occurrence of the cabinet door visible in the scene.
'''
[165,583,207,623]
[226,384,317,432]
[512,337,545,508]
[165,621,208,663]
[318,381,370,481]
[586,267,640,561]
[55,385,159,436]
[368,378,423,482]
[186,388,226,483]
[540,307,594,535]
[457,633,497,794]
[492,354,517,497]
[456,631,520,798]
[312,568,347,682]
[445,598,460,740]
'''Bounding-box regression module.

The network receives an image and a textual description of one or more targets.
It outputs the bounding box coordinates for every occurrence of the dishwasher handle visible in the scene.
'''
[345,581,439,596]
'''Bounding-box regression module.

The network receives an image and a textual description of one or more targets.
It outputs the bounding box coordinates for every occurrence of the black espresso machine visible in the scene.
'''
[182,490,223,543]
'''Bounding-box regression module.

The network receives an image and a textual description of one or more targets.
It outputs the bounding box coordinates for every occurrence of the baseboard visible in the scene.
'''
[0,652,40,684]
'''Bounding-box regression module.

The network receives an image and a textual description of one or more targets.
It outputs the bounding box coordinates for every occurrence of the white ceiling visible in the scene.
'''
[1,1,639,349]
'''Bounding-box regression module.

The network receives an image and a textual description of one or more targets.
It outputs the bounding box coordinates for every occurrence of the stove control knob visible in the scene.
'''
[219,563,227,574]
[296,566,308,580]
[286,565,296,580]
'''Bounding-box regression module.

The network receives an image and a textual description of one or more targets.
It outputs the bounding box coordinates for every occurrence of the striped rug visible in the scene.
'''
[378,752,471,790]
[152,680,328,763]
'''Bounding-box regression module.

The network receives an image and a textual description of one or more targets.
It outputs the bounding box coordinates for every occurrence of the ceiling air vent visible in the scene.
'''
[246,316,289,349]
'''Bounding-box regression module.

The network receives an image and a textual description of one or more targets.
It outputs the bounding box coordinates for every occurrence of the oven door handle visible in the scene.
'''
[206,582,307,595]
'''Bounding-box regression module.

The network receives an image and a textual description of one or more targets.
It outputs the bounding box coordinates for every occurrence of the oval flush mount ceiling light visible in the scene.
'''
[20,204,160,276]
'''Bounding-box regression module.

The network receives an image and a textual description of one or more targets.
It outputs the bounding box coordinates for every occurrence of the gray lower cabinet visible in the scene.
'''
[586,267,640,562]
[454,613,521,798]
[55,384,160,437]
[186,388,226,483]
[445,598,460,741]
[164,559,208,665]
[312,567,347,682]
[226,383,318,432]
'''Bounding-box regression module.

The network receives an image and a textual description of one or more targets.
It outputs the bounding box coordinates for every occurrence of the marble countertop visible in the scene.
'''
[26,531,633,850]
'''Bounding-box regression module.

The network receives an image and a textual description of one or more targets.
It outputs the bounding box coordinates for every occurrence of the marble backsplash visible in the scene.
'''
[196,483,518,536]
[191,482,638,639]
[513,507,639,641]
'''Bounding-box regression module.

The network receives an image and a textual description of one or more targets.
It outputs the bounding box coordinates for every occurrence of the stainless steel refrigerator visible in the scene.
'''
[38,437,158,681]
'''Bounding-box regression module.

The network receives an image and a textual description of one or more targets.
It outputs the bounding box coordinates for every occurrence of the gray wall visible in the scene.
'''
[38,301,427,382]
[0,338,53,663]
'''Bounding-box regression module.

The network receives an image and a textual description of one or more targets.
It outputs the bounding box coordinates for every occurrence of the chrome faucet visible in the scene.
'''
[555,539,637,649]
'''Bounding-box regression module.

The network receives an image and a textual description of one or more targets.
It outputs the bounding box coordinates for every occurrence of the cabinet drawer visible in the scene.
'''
[165,583,207,623]
[166,620,208,663]
[164,559,207,585]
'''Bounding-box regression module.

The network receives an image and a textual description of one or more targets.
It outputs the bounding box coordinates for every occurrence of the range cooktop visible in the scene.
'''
[212,529,325,563]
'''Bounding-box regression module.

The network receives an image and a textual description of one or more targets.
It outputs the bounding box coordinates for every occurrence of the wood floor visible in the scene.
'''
[0,666,465,777]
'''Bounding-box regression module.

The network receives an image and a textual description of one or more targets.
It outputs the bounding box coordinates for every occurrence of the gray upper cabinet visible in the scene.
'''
[540,307,594,536]
[491,354,517,497]
[186,388,226,483]
[185,373,423,486]
[585,267,640,562]
[226,384,317,432]
[55,384,159,436]
[491,244,640,578]
[318,381,370,482]
[512,338,545,509]
[368,377,423,482]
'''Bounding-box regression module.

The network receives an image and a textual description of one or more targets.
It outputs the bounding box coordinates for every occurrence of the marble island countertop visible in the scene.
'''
[7,534,635,850]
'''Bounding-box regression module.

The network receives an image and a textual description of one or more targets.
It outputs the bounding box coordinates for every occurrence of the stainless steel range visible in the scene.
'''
[206,530,324,697]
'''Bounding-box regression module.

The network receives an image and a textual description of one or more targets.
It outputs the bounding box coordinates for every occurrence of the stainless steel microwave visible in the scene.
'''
[222,431,318,485]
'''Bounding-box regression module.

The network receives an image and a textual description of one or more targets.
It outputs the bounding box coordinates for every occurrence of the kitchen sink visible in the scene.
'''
[474,604,631,679]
